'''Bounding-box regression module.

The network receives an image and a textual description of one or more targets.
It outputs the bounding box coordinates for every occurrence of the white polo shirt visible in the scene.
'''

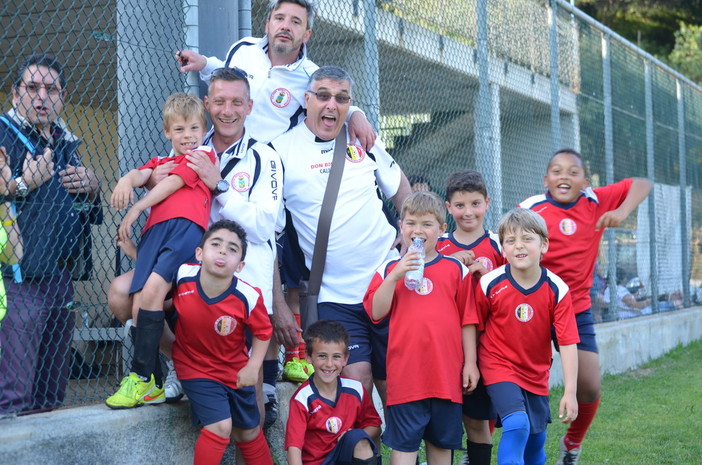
[206,129,282,313]
[272,122,402,304]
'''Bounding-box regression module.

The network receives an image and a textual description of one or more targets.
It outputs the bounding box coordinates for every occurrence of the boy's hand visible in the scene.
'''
[117,235,137,260]
[468,261,489,279]
[558,392,578,424]
[111,178,134,210]
[450,250,475,266]
[118,206,142,243]
[595,208,627,229]
[150,161,176,186]
[462,363,480,394]
[236,363,258,388]
[387,250,421,282]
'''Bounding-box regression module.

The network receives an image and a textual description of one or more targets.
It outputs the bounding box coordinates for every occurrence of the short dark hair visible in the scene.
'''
[548,148,590,178]
[200,219,248,260]
[14,54,66,90]
[267,0,316,29]
[209,67,251,100]
[304,320,349,357]
[446,170,488,201]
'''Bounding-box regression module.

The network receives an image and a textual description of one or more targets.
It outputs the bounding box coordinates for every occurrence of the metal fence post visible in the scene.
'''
[644,60,659,313]
[183,0,199,95]
[677,79,690,307]
[361,0,381,131]
[602,33,617,321]
[549,0,561,152]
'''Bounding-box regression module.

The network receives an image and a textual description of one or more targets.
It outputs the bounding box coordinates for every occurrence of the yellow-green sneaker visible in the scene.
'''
[299,358,315,377]
[283,358,311,382]
[105,373,165,409]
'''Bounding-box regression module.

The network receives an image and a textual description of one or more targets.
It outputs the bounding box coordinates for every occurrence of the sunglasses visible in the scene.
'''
[306,90,351,104]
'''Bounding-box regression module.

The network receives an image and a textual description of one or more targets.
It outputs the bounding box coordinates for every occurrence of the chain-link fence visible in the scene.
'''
[0,0,699,410]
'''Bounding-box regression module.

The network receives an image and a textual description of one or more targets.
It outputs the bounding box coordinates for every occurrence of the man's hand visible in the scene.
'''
[271,300,301,349]
[23,147,54,191]
[348,111,377,152]
[59,164,100,199]
[176,50,207,73]
[0,147,12,195]
[186,149,221,190]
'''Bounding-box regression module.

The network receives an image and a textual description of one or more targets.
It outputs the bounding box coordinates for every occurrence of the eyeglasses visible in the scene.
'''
[18,82,63,97]
[211,67,249,80]
[307,90,351,104]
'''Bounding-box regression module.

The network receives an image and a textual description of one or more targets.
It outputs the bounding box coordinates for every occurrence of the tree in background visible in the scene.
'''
[668,22,702,83]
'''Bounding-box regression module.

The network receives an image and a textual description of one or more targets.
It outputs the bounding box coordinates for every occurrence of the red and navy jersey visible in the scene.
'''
[519,179,633,313]
[473,265,579,396]
[171,263,272,389]
[436,230,506,274]
[286,376,381,465]
[364,255,478,405]
[139,151,216,234]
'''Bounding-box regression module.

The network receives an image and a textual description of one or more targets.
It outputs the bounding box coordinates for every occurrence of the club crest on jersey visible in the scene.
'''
[325,417,343,433]
[271,88,292,108]
[514,304,534,322]
[559,218,577,235]
[345,145,365,163]
[476,256,494,272]
[214,316,237,336]
[413,278,433,295]
[232,172,251,192]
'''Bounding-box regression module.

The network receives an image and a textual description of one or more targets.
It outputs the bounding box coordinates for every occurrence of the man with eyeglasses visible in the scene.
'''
[0,53,102,415]
[271,66,411,401]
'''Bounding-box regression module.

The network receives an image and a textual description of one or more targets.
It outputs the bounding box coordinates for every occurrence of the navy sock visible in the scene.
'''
[523,431,546,465]
[467,440,493,465]
[131,310,164,379]
[263,359,279,388]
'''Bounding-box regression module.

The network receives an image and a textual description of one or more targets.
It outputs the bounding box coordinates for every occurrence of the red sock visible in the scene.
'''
[488,418,496,435]
[296,312,306,358]
[236,429,273,465]
[194,428,230,465]
[285,313,303,363]
[565,397,601,449]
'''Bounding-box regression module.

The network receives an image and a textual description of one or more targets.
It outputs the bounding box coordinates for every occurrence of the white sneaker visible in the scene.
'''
[555,436,582,465]
[164,359,184,403]
[460,452,469,465]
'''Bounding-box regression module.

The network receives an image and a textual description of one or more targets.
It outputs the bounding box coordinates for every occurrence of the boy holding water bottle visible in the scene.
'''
[364,191,479,465]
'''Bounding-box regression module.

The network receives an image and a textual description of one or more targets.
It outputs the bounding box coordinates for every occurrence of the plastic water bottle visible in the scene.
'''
[404,237,425,291]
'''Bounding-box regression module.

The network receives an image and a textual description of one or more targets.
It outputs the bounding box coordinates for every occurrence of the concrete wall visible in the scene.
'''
[2,307,701,465]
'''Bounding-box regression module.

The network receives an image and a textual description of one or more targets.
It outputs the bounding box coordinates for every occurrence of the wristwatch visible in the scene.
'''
[212,179,230,196]
[14,177,28,198]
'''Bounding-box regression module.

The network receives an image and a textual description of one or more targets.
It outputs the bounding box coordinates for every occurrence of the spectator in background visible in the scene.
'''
[603,269,652,320]
[0,54,102,415]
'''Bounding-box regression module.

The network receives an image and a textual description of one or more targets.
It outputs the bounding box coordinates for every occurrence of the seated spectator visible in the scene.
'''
[603,269,652,319]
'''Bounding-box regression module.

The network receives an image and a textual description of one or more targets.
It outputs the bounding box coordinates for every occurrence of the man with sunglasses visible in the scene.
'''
[0,53,102,415]
[271,66,411,401]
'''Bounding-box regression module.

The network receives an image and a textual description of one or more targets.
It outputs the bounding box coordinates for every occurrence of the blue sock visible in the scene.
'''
[497,411,530,465]
[523,431,546,465]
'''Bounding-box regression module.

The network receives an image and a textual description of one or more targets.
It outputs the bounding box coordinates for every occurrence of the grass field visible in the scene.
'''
[384,338,702,464]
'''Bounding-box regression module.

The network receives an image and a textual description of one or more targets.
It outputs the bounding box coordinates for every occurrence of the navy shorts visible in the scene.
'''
[552,307,598,354]
[462,378,496,420]
[130,218,203,294]
[318,302,388,380]
[278,211,309,289]
[180,378,259,429]
[321,429,378,465]
[485,382,551,435]
[383,398,463,452]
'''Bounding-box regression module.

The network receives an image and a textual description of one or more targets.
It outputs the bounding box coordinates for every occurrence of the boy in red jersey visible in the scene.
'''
[437,169,505,465]
[286,320,381,465]
[106,93,216,409]
[365,191,479,465]
[171,219,273,465]
[474,208,579,465]
[519,149,651,464]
